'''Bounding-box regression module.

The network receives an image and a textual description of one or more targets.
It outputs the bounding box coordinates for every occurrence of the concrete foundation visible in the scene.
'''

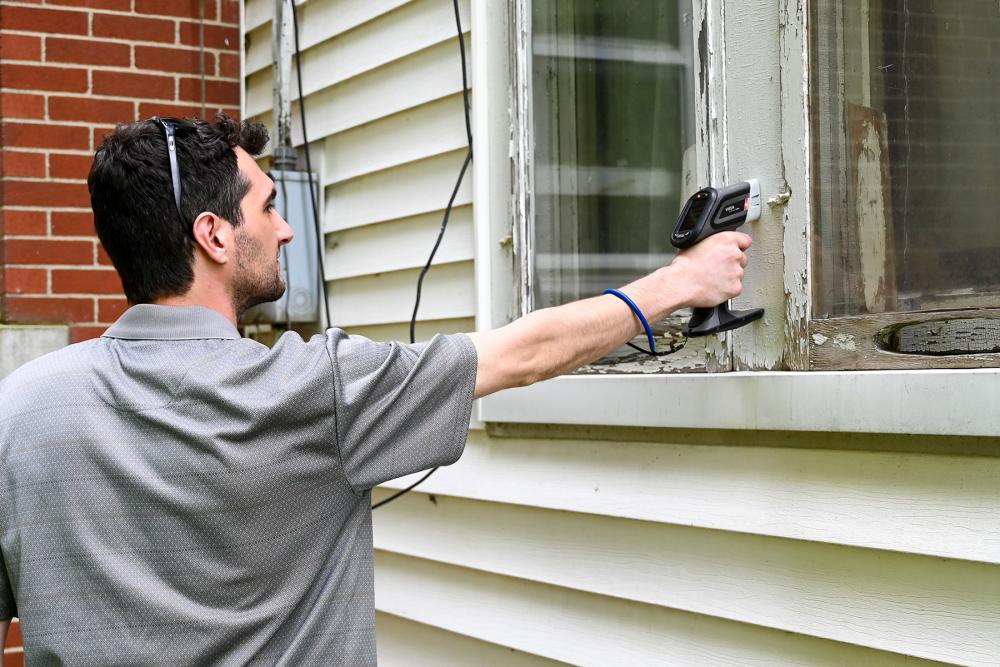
[0,325,69,380]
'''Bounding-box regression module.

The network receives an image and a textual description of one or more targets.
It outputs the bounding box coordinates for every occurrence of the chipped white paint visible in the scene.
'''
[509,0,534,320]
[833,333,857,351]
[694,0,732,372]
[780,0,812,369]
[856,119,890,312]
[500,0,724,374]
[812,333,829,346]
[766,190,791,206]
[725,0,790,370]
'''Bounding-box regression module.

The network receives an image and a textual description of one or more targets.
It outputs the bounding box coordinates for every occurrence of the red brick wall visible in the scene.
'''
[0,0,241,344]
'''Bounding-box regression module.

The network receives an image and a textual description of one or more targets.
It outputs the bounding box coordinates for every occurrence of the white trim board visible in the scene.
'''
[479,370,1000,437]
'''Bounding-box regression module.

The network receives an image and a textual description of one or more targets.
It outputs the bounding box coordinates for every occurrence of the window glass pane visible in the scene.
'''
[530,0,696,309]
[811,1,1000,318]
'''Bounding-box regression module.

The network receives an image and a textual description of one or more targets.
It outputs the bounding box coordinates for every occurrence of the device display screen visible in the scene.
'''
[677,195,708,232]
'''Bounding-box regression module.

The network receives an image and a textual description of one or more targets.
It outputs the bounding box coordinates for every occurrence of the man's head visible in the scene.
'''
[89,114,293,316]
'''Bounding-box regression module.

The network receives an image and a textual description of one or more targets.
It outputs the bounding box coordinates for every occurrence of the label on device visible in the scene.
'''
[722,201,743,216]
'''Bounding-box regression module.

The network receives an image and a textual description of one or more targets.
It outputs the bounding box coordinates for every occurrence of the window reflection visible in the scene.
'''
[531,1,696,309]
[812,0,1000,317]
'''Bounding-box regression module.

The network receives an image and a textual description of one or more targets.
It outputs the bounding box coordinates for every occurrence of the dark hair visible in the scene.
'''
[88,114,269,304]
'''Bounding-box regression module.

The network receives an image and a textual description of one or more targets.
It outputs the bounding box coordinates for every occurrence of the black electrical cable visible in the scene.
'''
[372,0,471,511]
[626,339,686,357]
[289,0,332,328]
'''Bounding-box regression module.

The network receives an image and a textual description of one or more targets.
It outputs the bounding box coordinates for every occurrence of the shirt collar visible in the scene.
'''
[102,304,241,340]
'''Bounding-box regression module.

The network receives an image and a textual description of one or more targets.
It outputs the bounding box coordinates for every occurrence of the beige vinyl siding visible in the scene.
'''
[244,2,1000,665]
[378,433,1000,664]
[373,432,1000,665]
[243,0,473,335]
[375,613,569,667]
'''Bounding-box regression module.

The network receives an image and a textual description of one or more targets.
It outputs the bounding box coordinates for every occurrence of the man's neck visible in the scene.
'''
[154,285,237,327]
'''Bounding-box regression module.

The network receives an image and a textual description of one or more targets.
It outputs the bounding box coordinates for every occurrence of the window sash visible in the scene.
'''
[501,0,999,373]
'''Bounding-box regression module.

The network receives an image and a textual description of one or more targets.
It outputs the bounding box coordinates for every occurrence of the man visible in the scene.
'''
[0,116,750,665]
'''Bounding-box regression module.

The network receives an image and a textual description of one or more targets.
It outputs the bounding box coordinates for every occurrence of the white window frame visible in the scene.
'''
[470,0,1000,437]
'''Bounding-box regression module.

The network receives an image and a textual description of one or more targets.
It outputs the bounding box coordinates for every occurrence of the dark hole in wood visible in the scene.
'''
[875,318,1000,356]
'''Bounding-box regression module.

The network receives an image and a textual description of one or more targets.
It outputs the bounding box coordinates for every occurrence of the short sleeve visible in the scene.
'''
[326,331,477,491]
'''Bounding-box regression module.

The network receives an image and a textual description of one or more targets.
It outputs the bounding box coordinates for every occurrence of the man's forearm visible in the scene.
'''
[469,265,690,397]
[468,231,751,398]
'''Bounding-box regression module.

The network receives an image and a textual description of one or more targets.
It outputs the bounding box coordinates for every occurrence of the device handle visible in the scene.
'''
[685,304,764,338]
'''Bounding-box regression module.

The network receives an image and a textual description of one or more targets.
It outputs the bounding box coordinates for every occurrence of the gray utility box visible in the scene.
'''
[242,169,322,325]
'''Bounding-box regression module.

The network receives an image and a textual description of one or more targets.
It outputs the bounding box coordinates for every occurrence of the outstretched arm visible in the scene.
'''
[467,231,751,398]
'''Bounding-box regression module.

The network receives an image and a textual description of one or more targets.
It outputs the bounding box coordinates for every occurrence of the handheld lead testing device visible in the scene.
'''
[670,179,764,337]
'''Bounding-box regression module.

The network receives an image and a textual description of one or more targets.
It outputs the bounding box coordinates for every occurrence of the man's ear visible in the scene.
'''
[191,212,233,266]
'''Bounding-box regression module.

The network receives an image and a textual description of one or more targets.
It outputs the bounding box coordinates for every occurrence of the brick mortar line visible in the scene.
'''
[3,46,236,62]
[3,239,100,244]
[0,149,97,156]
[1,179,90,185]
[2,207,91,212]
[1,119,228,130]
[14,184,90,190]
[2,118,238,133]
[1,87,237,100]
[7,270,111,275]
[10,292,116,297]
[0,5,238,28]
[3,244,102,249]
[1,75,238,86]
[0,24,239,38]
[3,261,104,265]
[41,37,240,50]
[2,206,91,210]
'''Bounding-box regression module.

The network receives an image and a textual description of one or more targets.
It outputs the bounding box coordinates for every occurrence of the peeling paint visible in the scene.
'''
[729,0,809,370]
[778,0,811,370]
[812,333,829,345]
[768,190,792,207]
[855,119,889,311]
[833,333,857,351]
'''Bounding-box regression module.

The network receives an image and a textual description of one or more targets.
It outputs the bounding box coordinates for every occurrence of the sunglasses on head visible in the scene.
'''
[151,116,195,222]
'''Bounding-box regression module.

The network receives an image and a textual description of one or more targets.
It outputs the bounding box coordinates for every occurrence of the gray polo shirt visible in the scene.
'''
[0,304,477,665]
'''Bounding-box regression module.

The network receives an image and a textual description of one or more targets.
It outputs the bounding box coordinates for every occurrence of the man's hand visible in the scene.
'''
[467,230,753,398]
[665,231,752,308]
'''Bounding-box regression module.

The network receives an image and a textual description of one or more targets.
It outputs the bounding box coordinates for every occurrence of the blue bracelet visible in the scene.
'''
[603,289,657,353]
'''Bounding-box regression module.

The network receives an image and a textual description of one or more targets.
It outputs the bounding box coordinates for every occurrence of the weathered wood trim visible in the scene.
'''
[727,0,810,370]
[778,0,811,369]
[697,0,732,373]
[500,0,724,375]
[810,309,1000,370]
[509,0,533,319]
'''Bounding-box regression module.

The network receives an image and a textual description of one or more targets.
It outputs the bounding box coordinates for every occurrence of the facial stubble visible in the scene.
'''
[232,228,286,317]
